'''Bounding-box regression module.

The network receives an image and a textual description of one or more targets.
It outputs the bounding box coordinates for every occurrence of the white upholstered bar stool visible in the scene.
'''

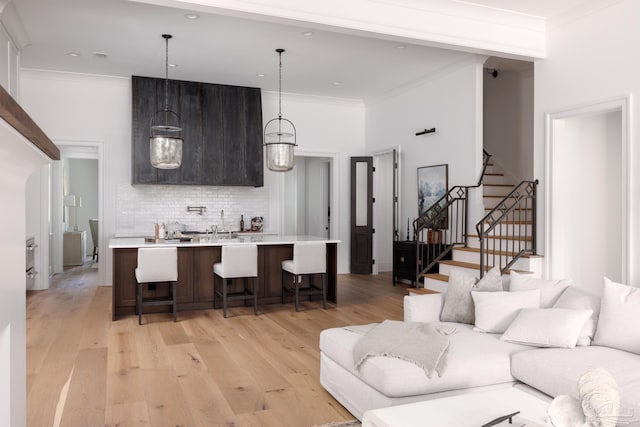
[135,247,178,325]
[213,245,258,318]
[281,243,327,311]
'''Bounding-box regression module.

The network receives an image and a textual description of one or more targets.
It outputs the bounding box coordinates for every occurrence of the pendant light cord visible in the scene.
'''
[164,35,169,112]
[278,50,283,119]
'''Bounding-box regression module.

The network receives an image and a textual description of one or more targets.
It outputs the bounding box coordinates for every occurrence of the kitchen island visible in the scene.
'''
[109,235,339,320]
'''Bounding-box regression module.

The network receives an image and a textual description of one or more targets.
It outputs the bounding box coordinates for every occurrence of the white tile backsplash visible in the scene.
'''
[116,184,269,234]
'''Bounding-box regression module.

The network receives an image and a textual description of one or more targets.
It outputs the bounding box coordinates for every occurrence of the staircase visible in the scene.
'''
[422,161,541,292]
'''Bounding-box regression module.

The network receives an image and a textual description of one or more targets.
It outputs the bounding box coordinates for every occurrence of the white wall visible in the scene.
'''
[68,159,98,254]
[20,70,130,286]
[366,57,486,238]
[484,67,534,181]
[534,0,639,287]
[20,70,364,279]
[550,111,622,295]
[263,92,365,273]
[0,118,51,427]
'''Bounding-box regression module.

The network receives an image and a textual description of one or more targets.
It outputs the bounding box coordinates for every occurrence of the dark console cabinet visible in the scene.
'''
[393,241,449,286]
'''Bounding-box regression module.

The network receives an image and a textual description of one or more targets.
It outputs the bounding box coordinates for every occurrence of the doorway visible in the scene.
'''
[372,150,399,274]
[546,97,630,294]
[53,142,104,284]
[283,155,332,238]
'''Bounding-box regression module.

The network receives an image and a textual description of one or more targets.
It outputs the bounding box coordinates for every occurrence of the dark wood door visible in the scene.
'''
[350,156,373,274]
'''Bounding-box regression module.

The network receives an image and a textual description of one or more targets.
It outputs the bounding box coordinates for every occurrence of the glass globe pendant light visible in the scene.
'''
[264,48,297,172]
[150,34,183,169]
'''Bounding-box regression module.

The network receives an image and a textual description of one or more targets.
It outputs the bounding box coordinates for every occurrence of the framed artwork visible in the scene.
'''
[417,164,448,228]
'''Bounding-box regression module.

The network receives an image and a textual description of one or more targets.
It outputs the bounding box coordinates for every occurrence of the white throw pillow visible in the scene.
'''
[509,271,571,307]
[440,267,503,324]
[593,278,640,355]
[471,289,540,333]
[553,286,601,346]
[501,308,593,348]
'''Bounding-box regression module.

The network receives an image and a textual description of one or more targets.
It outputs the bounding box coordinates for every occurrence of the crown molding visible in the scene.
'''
[131,0,546,59]
[0,1,30,50]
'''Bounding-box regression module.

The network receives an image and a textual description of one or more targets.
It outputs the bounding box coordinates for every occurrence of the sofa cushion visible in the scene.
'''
[440,267,502,324]
[501,308,593,348]
[593,278,640,355]
[471,290,540,333]
[553,286,601,346]
[511,346,640,420]
[509,271,571,307]
[320,322,531,398]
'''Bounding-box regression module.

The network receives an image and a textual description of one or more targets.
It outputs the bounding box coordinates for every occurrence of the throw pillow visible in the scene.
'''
[471,289,540,333]
[553,286,601,346]
[501,308,593,348]
[593,278,640,354]
[440,267,502,324]
[509,271,571,307]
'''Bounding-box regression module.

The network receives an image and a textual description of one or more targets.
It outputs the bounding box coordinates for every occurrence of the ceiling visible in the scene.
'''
[13,0,595,100]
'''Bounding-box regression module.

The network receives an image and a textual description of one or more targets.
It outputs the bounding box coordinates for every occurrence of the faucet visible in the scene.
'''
[220,209,225,231]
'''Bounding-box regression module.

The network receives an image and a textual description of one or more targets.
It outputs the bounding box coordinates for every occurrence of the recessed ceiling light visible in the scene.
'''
[67,52,80,57]
[169,63,178,68]
[396,45,406,49]
[333,81,342,86]
[184,13,200,20]
[256,73,265,77]
[302,31,314,36]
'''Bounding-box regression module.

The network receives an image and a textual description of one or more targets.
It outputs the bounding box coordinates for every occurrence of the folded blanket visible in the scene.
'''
[352,320,454,378]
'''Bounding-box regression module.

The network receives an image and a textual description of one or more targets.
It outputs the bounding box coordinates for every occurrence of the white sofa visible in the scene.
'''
[320,285,640,423]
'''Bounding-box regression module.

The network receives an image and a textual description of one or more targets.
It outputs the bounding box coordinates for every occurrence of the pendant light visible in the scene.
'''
[150,34,183,169]
[264,48,297,172]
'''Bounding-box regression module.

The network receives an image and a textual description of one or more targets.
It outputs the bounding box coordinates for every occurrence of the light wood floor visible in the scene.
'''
[27,263,410,427]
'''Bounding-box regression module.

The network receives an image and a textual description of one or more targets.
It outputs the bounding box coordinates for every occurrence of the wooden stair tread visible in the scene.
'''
[454,247,541,258]
[484,173,504,176]
[484,207,533,211]
[422,273,449,282]
[467,234,533,241]
[483,184,513,187]
[489,220,533,224]
[439,259,532,274]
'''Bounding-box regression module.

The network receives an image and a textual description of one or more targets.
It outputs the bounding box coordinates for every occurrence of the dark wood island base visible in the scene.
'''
[111,243,337,320]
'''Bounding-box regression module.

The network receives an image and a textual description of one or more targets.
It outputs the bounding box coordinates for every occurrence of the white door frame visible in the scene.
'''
[544,95,631,283]
[54,140,105,284]
[279,150,339,240]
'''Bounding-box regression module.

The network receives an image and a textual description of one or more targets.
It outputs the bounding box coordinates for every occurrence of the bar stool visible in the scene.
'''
[213,245,258,318]
[135,247,178,325]
[282,243,327,311]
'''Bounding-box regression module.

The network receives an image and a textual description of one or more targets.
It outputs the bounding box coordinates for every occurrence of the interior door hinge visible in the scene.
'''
[394,162,398,169]
[372,166,376,172]
[372,259,376,265]
[394,196,398,202]
[372,228,376,234]
[372,197,376,203]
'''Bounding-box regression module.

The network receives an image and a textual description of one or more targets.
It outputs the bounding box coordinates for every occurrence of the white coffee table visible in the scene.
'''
[362,385,551,427]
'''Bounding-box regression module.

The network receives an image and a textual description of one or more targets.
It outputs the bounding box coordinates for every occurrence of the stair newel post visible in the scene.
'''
[463,186,469,247]
[531,179,539,255]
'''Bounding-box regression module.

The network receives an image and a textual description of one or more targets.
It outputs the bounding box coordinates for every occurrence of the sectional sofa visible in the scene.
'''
[319,272,640,423]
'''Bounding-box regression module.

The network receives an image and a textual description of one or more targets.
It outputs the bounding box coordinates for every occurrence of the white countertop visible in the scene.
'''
[109,235,340,249]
